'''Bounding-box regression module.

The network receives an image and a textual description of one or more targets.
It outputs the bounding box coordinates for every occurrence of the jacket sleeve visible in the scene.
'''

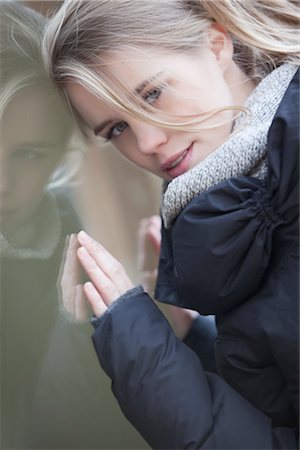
[92,289,297,450]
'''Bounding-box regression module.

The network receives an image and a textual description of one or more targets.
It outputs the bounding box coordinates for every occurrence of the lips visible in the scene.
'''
[161,143,194,178]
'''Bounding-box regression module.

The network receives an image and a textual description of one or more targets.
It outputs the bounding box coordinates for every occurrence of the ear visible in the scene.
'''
[206,23,234,72]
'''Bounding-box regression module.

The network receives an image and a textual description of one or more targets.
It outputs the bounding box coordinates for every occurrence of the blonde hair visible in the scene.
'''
[43,0,300,136]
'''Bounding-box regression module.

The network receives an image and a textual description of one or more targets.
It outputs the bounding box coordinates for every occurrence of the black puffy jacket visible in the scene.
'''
[92,71,299,449]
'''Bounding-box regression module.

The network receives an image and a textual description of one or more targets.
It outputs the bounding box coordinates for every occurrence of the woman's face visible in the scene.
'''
[66,30,253,181]
[0,86,69,235]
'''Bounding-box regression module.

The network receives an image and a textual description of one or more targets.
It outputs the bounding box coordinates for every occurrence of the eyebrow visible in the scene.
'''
[134,71,164,95]
[93,71,164,136]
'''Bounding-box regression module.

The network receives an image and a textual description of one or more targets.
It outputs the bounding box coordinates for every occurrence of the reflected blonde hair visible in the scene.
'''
[0,1,46,117]
[43,0,300,135]
[0,1,80,186]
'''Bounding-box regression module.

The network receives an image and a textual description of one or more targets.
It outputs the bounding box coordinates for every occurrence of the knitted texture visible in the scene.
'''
[161,64,298,228]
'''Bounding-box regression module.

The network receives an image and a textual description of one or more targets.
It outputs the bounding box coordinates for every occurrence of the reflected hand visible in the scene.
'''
[77,231,134,318]
[57,234,89,323]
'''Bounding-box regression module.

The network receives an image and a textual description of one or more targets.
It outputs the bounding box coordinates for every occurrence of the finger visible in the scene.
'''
[57,235,71,311]
[138,220,162,272]
[83,281,107,317]
[60,234,81,288]
[59,234,82,317]
[57,234,70,292]
[74,284,89,322]
[139,215,161,231]
[67,233,81,280]
[58,235,76,315]
[77,246,120,305]
[146,222,162,254]
[140,268,158,294]
[148,215,162,229]
[77,231,133,293]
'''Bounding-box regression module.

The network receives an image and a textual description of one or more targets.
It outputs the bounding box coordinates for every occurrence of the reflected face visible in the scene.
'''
[66,43,245,181]
[0,86,69,235]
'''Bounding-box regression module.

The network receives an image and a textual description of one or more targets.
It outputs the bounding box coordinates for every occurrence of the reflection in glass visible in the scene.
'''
[0,2,148,449]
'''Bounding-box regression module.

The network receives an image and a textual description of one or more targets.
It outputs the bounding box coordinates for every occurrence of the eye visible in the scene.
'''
[106,121,128,141]
[143,87,162,104]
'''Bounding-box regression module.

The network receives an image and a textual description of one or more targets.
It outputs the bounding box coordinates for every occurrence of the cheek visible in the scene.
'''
[162,86,201,116]
[196,120,233,159]
[167,87,229,119]
[114,142,154,173]
[2,178,46,233]
[13,160,58,203]
[117,147,141,166]
[114,136,140,164]
[14,177,46,208]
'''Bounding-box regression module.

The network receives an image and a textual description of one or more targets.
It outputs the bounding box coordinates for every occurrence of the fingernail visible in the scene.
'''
[77,246,87,256]
[78,230,92,242]
[84,281,94,291]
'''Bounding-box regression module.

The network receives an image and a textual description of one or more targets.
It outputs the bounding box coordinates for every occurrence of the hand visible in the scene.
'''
[163,304,199,340]
[137,215,162,295]
[137,215,198,339]
[77,231,134,318]
[57,233,89,323]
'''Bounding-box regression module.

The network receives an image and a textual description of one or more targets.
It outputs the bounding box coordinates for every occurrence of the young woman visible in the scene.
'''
[43,1,299,448]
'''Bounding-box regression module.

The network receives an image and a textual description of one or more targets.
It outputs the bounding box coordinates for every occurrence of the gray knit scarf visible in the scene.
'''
[161,63,298,228]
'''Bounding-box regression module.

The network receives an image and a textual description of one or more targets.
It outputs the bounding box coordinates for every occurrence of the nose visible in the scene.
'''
[133,120,168,155]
